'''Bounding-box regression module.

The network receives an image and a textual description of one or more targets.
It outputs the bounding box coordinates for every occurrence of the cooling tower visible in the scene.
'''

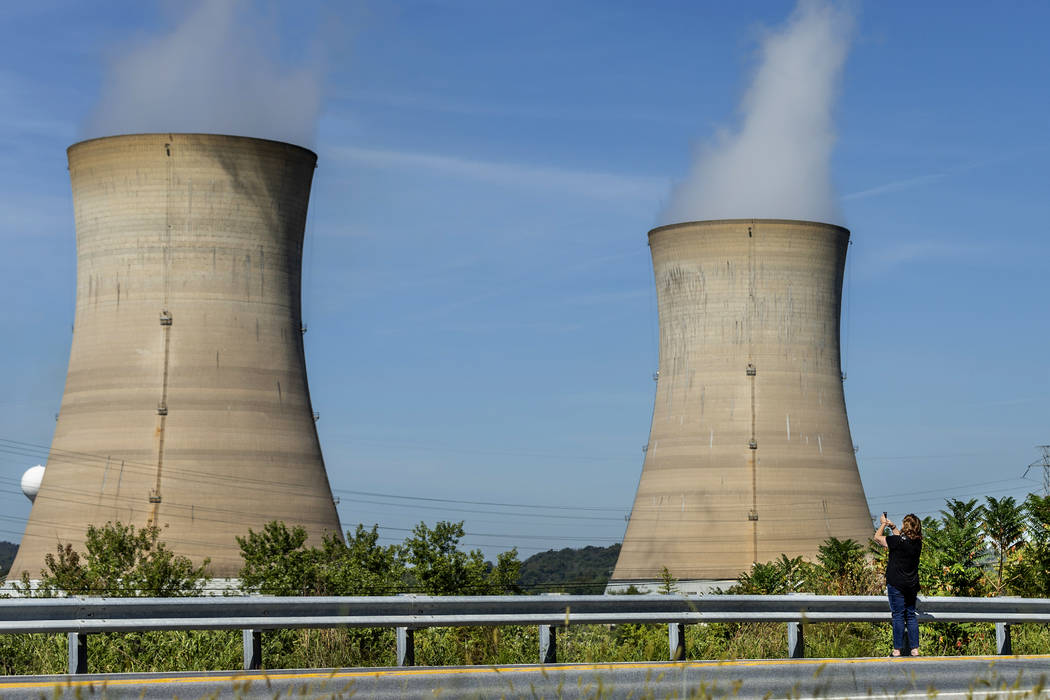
[10,133,342,579]
[609,219,871,591]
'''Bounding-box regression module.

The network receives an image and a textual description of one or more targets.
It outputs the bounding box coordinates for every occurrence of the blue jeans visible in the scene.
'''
[887,584,919,651]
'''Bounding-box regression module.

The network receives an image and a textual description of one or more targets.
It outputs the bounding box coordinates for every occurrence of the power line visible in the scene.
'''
[0,482,877,536]
[864,475,1033,500]
[334,495,623,521]
[0,437,628,514]
[334,489,622,513]
[860,451,1001,462]
[5,473,958,537]
[7,434,1027,510]
[0,439,347,505]
[4,431,1047,564]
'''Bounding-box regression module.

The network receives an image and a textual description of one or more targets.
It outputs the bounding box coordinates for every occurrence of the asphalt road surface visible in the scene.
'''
[1,655,1048,699]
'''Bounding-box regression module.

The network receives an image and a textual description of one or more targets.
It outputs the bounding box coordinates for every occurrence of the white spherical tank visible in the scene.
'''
[21,465,45,502]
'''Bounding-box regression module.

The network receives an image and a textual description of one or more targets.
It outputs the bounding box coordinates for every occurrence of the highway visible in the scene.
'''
[2,655,1049,699]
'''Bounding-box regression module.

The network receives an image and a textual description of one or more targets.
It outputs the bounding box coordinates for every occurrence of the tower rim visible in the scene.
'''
[649,218,850,238]
[67,133,318,161]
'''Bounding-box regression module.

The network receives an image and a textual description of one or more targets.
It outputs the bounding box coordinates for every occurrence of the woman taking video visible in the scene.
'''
[874,513,923,657]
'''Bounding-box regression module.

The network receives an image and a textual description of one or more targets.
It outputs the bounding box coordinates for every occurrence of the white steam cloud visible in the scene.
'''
[661,0,854,226]
[85,0,321,148]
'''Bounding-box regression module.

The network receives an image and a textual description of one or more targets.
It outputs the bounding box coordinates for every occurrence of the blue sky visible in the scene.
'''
[1,1,1048,560]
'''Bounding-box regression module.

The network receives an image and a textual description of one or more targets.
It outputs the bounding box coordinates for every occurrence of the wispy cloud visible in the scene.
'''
[334,88,694,126]
[853,238,990,280]
[332,145,667,203]
[842,172,951,201]
[843,152,1033,202]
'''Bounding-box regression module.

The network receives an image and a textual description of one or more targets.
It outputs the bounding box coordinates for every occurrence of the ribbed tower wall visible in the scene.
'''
[11,134,342,579]
[610,219,871,587]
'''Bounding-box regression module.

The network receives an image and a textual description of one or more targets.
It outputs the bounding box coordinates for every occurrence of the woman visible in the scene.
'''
[873,513,923,657]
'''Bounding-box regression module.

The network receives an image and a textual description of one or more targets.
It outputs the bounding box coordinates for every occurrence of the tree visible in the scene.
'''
[817,537,863,577]
[487,549,522,595]
[237,521,320,596]
[0,541,17,581]
[237,521,404,596]
[733,555,812,595]
[403,521,520,595]
[658,566,679,594]
[1011,493,1050,597]
[924,498,987,596]
[320,525,405,595]
[18,521,208,597]
[981,496,1025,595]
[398,521,521,666]
[815,537,878,595]
[916,516,942,593]
[1026,492,1050,537]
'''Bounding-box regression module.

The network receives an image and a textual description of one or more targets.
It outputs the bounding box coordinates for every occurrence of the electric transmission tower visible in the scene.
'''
[1024,445,1050,495]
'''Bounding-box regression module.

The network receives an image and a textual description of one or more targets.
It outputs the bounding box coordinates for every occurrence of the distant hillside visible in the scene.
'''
[0,539,623,590]
[0,541,17,580]
[518,543,620,594]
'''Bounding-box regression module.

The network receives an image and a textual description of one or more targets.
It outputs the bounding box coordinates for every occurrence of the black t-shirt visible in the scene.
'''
[886,534,922,593]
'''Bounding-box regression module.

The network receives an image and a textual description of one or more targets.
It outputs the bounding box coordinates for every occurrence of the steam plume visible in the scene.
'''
[84,0,321,148]
[661,0,853,225]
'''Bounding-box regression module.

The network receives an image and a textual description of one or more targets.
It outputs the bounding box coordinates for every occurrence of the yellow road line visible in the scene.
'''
[2,654,1046,691]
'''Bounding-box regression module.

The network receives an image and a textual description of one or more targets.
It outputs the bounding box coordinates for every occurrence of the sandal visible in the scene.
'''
[890,650,901,657]
[910,650,921,657]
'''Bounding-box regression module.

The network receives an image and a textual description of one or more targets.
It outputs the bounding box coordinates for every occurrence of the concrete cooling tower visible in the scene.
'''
[609,219,872,592]
[10,134,342,579]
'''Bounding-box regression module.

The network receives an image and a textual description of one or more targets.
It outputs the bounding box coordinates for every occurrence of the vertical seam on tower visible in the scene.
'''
[153,320,171,522]
[151,140,174,524]
[748,223,758,564]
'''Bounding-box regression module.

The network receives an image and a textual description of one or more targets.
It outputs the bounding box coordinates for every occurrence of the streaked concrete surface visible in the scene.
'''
[613,220,872,586]
[11,134,342,579]
[1,655,1047,699]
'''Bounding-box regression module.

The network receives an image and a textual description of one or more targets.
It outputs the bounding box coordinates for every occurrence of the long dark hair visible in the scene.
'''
[901,513,923,541]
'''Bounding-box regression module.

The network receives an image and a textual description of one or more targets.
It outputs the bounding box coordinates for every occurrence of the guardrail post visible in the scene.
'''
[787,622,804,659]
[668,622,686,661]
[996,622,1012,655]
[243,629,262,670]
[67,631,87,674]
[397,627,415,666]
[539,624,557,663]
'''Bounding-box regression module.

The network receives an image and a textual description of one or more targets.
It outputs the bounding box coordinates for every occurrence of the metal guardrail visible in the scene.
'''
[2,594,1047,674]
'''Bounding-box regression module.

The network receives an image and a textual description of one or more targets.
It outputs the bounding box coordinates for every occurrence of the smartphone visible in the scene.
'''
[883,512,887,519]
